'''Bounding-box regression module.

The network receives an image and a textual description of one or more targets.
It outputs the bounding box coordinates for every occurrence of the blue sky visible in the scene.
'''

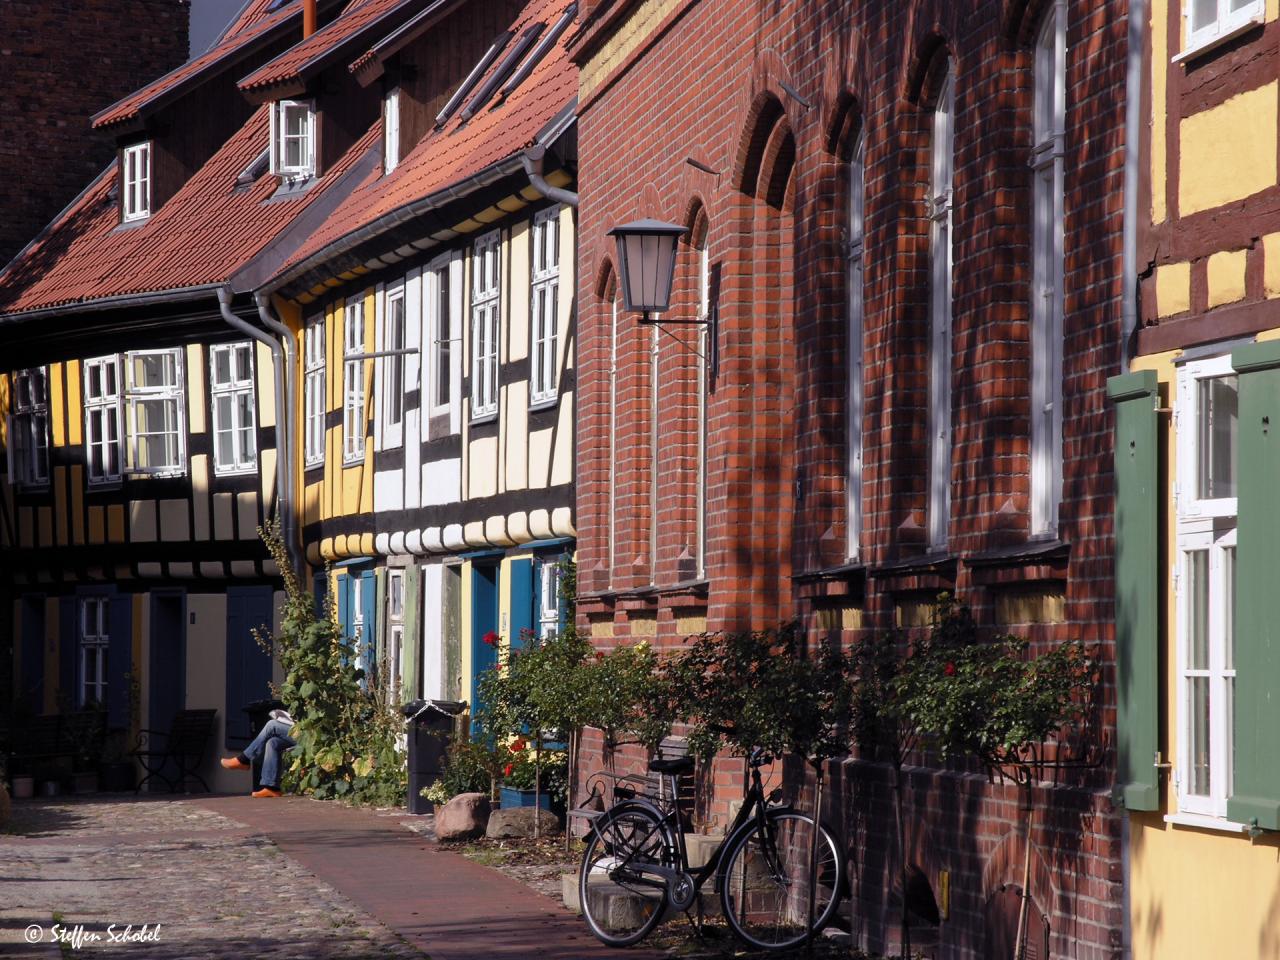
[189,0,243,56]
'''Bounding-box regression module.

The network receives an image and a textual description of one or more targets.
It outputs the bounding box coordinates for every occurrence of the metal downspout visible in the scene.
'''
[216,286,298,577]
[1122,0,1146,369]
[254,291,300,576]
[521,145,578,207]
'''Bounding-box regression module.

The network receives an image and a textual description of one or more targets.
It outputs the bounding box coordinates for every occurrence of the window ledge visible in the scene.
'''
[304,459,324,472]
[342,456,365,468]
[1173,14,1265,64]
[528,396,559,413]
[470,411,498,426]
[793,562,866,601]
[213,466,258,478]
[1163,811,1249,834]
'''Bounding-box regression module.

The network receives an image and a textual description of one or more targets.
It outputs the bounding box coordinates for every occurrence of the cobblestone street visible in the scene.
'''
[0,796,426,959]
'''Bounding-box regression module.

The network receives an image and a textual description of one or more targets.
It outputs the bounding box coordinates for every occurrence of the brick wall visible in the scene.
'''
[0,0,189,266]
[573,0,1127,956]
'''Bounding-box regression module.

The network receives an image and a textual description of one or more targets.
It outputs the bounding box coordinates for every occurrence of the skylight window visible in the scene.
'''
[435,30,512,128]
[460,22,543,121]
[498,3,576,102]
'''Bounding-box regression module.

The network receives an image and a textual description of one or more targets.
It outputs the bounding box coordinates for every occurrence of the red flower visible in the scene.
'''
[482,630,500,647]
[511,739,527,752]
[944,662,957,677]
[595,652,605,662]
[503,763,514,777]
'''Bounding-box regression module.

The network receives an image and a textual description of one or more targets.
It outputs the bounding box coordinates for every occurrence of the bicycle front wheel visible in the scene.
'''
[579,804,671,947]
[719,811,843,950]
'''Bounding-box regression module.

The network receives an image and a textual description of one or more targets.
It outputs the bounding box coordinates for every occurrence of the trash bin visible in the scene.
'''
[401,699,466,814]
[242,697,286,792]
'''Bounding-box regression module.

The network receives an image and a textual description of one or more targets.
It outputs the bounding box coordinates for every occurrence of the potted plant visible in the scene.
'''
[98,727,136,792]
[498,745,568,815]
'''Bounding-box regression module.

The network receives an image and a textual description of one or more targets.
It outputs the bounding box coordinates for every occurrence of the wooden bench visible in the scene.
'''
[133,709,217,793]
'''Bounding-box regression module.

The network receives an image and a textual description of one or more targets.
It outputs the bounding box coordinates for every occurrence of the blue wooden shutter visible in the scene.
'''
[106,593,132,729]
[509,558,534,651]
[58,595,77,707]
[403,565,421,701]
[361,570,377,683]
[225,586,274,749]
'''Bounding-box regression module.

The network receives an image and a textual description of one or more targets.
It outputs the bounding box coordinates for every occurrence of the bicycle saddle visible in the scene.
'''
[648,756,694,774]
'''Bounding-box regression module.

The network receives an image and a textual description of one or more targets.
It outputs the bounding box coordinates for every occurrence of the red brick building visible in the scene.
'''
[0,0,190,266]
[570,0,1128,955]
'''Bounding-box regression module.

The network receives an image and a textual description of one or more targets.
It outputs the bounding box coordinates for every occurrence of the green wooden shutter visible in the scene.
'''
[1228,342,1280,829]
[403,565,421,701]
[1107,370,1160,811]
[509,558,534,650]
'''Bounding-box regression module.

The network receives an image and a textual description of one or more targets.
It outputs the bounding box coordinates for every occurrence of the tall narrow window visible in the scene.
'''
[122,142,151,222]
[382,285,406,447]
[8,367,50,488]
[649,320,659,585]
[927,68,955,550]
[80,597,108,707]
[125,349,185,476]
[344,300,367,463]
[428,258,456,416]
[304,316,325,466]
[695,233,710,579]
[386,570,404,699]
[384,88,401,174]
[538,558,562,639]
[84,356,123,484]
[1031,4,1066,538]
[607,287,619,583]
[210,342,257,475]
[1175,356,1238,819]
[846,135,866,559]
[530,207,561,405]
[270,99,315,179]
[471,230,501,419]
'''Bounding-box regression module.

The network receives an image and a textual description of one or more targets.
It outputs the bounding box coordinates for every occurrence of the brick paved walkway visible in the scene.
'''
[1,794,664,960]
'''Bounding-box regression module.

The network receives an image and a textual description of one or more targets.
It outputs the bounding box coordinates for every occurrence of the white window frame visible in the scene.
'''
[84,356,124,484]
[122,141,152,222]
[1175,355,1238,820]
[124,349,186,477]
[846,135,865,560]
[80,596,109,707]
[696,236,710,580]
[270,98,316,180]
[386,569,405,699]
[607,289,619,582]
[384,88,401,175]
[304,316,326,467]
[380,283,406,449]
[928,68,955,551]
[1183,0,1264,58]
[343,299,367,464]
[538,559,561,639]
[209,342,258,475]
[1031,4,1066,538]
[8,367,50,489]
[530,207,562,406]
[470,230,501,420]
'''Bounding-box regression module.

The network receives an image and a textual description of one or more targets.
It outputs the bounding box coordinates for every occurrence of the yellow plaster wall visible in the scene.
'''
[580,0,685,100]
[1206,249,1247,308]
[1179,82,1278,216]
[1151,0,1167,223]
[1155,262,1191,317]
[1263,233,1280,297]
[48,363,66,446]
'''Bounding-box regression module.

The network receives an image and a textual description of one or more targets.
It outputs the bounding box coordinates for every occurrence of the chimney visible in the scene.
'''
[303,0,317,37]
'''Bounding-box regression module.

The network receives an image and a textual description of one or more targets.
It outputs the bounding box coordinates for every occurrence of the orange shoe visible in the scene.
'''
[220,756,250,770]
[251,786,283,798]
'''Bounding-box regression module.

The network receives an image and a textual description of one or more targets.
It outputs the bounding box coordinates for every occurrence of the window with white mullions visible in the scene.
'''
[386,570,405,700]
[344,300,367,463]
[270,99,315,179]
[210,342,257,474]
[530,208,561,405]
[125,349,186,476]
[383,285,406,446]
[928,67,955,550]
[607,286,619,582]
[84,356,123,483]
[304,316,326,466]
[122,142,151,222]
[384,88,401,175]
[1185,0,1264,54]
[429,262,454,412]
[80,596,109,707]
[471,230,501,419]
[846,135,865,560]
[1031,3,1066,537]
[8,367,50,488]
[538,559,562,639]
[1175,356,1239,820]
[695,230,711,579]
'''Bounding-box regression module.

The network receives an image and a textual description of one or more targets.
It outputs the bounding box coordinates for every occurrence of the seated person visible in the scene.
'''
[221,710,295,798]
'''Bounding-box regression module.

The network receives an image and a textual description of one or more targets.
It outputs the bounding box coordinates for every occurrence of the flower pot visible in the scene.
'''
[11,775,34,799]
[499,786,555,812]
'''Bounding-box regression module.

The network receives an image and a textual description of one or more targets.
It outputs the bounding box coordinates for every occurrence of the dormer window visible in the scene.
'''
[121,142,151,222]
[384,88,400,174]
[270,99,315,179]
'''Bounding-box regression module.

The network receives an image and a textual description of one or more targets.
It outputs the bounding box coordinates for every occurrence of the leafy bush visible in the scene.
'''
[258,522,407,806]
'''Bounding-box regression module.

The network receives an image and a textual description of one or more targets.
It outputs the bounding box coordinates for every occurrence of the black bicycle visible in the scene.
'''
[578,748,844,950]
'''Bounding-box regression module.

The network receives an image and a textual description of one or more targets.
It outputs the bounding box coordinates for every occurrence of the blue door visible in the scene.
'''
[470,563,499,733]
[149,591,186,730]
[225,586,274,750]
[337,568,377,685]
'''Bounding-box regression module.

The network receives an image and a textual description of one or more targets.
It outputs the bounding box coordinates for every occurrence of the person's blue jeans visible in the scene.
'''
[242,718,296,788]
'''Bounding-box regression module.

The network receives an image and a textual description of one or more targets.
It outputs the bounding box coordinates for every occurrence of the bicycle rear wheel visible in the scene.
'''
[719,811,843,951]
[579,804,672,947]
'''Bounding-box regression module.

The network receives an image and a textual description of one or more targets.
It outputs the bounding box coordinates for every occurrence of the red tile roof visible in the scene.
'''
[273,0,576,283]
[237,0,415,96]
[92,2,303,130]
[0,109,378,317]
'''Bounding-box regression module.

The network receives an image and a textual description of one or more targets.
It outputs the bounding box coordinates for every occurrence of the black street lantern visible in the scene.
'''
[608,218,686,321]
